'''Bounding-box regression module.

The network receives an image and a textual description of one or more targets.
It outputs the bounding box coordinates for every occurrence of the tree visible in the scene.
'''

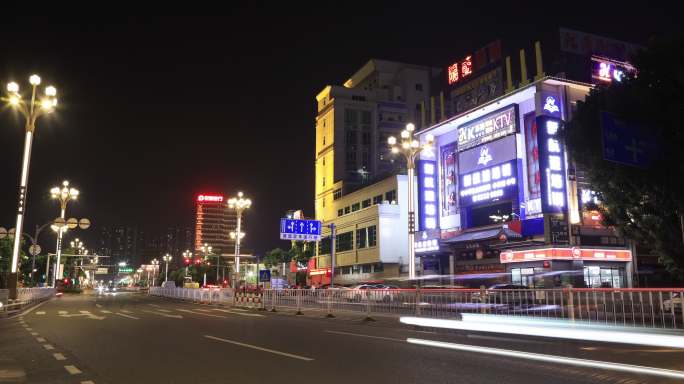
[263,248,290,268]
[564,35,684,279]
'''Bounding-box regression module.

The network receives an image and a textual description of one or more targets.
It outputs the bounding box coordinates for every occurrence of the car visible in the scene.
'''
[662,293,682,312]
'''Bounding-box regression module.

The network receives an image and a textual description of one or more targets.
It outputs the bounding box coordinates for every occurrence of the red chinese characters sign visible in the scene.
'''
[447,56,474,85]
[197,194,224,203]
[500,248,632,263]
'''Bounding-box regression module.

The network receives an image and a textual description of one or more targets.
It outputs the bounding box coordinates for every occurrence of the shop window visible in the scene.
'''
[583,266,624,288]
[337,209,344,217]
[351,203,360,212]
[362,199,371,208]
[344,206,351,214]
[373,195,383,205]
[373,263,384,273]
[368,225,377,247]
[362,264,372,273]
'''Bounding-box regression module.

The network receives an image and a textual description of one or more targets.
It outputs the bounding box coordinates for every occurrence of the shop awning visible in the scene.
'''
[444,227,521,244]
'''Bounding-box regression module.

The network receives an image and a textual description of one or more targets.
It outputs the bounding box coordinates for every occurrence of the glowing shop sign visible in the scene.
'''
[197,194,224,203]
[460,160,517,206]
[457,105,518,151]
[591,56,635,84]
[418,160,439,230]
[537,116,567,213]
[447,55,473,85]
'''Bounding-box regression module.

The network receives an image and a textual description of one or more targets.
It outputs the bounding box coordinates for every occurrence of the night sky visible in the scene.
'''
[0,7,678,257]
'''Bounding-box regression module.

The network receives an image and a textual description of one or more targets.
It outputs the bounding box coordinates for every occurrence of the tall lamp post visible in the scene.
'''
[4,75,58,298]
[151,259,159,287]
[162,254,172,283]
[50,181,80,287]
[228,192,251,284]
[388,123,434,280]
[182,250,192,277]
[200,244,212,286]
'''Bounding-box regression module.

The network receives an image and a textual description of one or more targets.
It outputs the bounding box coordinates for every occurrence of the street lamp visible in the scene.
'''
[151,259,159,287]
[388,123,434,280]
[182,250,192,277]
[162,254,172,283]
[3,75,58,298]
[50,180,80,287]
[200,244,212,285]
[228,192,251,281]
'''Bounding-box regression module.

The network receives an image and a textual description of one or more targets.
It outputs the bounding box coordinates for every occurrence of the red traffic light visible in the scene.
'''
[194,258,201,265]
[63,278,69,284]
[184,258,191,265]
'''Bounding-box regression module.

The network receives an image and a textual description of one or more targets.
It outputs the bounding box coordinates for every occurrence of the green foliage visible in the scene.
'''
[564,35,684,279]
[263,241,313,269]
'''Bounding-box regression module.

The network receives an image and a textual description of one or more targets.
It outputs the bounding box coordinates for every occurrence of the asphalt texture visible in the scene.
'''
[2,291,684,384]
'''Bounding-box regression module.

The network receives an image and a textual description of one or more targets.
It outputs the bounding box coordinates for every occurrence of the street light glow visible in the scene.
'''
[387,136,396,145]
[406,123,415,131]
[7,82,19,93]
[29,74,41,85]
[400,130,410,139]
[9,96,20,105]
[45,85,57,96]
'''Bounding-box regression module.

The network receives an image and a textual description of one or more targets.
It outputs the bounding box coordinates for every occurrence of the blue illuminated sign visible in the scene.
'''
[537,116,567,213]
[279,219,322,241]
[417,160,439,231]
[459,159,518,207]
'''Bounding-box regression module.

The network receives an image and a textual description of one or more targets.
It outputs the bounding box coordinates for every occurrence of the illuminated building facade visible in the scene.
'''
[415,77,635,288]
[194,194,236,255]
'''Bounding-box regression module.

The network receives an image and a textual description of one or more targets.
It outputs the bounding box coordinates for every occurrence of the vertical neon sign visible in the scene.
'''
[537,116,567,213]
[418,160,439,231]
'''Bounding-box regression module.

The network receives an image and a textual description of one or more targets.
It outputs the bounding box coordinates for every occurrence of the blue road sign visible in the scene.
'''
[601,111,656,168]
[279,218,322,241]
[259,269,271,282]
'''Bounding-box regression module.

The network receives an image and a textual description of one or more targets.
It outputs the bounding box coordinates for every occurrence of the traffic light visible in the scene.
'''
[184,258,191,265]
[194,258,201,265]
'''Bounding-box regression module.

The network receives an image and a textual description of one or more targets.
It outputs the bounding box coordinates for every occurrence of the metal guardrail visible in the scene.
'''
[0,287,55,315]
[149,287,684,330]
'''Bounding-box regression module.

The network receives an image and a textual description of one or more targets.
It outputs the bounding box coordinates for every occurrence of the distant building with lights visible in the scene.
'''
[194,194,236,255]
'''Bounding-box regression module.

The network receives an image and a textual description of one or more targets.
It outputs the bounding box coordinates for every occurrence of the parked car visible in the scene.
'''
[662,293,683,312]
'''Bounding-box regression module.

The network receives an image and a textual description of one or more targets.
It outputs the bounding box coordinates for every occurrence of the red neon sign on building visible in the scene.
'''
[447,55,474,85]
[197,194,224,203]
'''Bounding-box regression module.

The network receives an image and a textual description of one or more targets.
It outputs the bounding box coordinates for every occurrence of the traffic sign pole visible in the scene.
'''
[330,223,335,288]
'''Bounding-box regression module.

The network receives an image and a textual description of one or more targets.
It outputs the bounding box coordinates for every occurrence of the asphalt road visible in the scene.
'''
[2,291,684,384]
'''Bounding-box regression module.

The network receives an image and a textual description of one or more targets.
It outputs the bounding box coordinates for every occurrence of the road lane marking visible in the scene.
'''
[58,311,68,315]
[26,327,33,331]
[81,381,95,384]
[53,353,66,361]
[142,310,183,319]
[115,312,140,320]
[19,299,49,316]
[407,338,684,380]
[30,332,38,336]
[79,311,91,314]
[36,337,46,342]
[121,310,133,314]
[64,365,82,375]
[177,309,223,318]
[211,308,264,317]
[59,313,105,320]
[204,335,314,361]
[36,311,46,315]
[96,304,102,308]
[155,309,172,313]
[467,334,550,345]
[43,344,55,350]
[100,310,112,314]
[148,304,161,308]
[324,330,403,342]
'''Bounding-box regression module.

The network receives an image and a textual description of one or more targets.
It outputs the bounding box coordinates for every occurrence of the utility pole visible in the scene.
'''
[329,223,336,288]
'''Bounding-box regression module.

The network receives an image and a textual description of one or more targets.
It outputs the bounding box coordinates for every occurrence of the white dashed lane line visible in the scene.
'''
[36,337,46,342]
[53,353,66,361]
[115,312,140,320]
[36,311,46,315]
[43,344,55,350]
[30,332,38,336]
[64,365,82,375]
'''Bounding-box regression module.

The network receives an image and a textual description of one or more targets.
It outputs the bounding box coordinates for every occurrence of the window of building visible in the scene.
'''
[385,190,397,202]
[361,151,370,170]
[362,132,371,145]
[345,109,357,125]
[583,266,625,288]
[335,232,354,252]
[362,264,372,273]
[318,237,331,255]
[373,263,383,273]
[351,203,360,212]
[346,130,357,145]
[344,267,352,275]
[368,225,377,247]
[333,189,342,200]
[361,110,371,124]
[352,264,360,274]
[344,206,351,214]
[373,195,383,205]
[337,209,344,217]
[351,95,366,101]
[322,177,325,187]
[362,199,371,208]
[356,228,367,249]
[415,83,423,91]
[323,136,325,146]
[322,157,325,166]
